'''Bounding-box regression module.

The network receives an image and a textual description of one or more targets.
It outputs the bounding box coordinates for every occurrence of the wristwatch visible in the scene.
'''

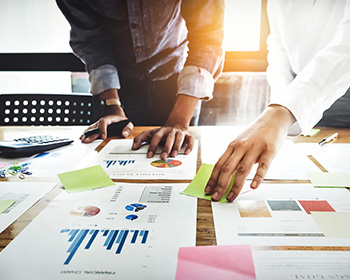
[104,98,122,106]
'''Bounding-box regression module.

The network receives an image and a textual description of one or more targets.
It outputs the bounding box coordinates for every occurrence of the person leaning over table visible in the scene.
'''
[205,0,350,202]
[56,0,224,159]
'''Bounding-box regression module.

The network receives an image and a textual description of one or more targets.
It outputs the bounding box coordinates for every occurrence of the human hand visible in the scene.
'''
[132,94,198,158]
[132,126,195,159]
[80,105,134,143]
[204,105,296,202]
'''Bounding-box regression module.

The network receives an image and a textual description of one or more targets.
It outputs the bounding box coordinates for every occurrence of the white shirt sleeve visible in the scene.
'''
[267,0,350,135]
[177,65,215,100]
[266,0,296,101]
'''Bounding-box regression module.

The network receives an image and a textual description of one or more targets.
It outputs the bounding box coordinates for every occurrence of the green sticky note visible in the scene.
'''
[301,128,320,137]
[308,172,350,188]
[58,165,115,193]
[181,163,235,203]
[0,200,16,214]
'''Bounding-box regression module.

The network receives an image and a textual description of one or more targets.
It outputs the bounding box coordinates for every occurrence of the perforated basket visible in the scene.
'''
[0,93,97,125]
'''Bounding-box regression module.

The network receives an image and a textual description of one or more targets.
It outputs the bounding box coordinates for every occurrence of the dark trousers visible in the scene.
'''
[93,74,201,126]
[316,86,350,128]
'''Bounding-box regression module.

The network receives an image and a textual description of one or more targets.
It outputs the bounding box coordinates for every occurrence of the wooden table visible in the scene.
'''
[1,125,350,251]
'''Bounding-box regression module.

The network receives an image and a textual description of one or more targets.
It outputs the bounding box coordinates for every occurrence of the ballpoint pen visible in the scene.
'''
[318,132,338,146]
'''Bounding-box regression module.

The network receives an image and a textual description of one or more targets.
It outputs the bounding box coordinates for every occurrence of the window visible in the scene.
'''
[224,0,269,71]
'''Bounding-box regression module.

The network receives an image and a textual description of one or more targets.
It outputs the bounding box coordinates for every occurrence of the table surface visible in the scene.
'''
[1,125,350,250]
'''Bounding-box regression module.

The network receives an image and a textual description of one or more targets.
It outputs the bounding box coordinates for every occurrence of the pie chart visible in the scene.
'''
[70,206,100,217]
[150,159,182,168]
[125,214,138,221]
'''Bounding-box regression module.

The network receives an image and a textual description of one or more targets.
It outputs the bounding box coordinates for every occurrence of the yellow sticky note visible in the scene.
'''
[58,165,115,193]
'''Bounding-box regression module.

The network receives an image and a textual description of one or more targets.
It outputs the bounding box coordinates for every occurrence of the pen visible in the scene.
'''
[318,132,338,146]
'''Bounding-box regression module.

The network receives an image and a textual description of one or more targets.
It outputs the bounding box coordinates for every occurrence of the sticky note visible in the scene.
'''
[308,172,350,188]
[311,212,350,238]
[175,245,256,280]
[181,163,235,203]
[0,200,16,214]
[301,128,320,137]
[57,165,115,193]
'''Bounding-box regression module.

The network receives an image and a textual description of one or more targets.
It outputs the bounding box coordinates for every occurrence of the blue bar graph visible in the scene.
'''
[61,228,150,265]
[116,230,129,254]
[85,229,99,249]
[104,160,135,168]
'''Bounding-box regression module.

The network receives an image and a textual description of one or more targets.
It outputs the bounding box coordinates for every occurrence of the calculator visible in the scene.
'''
[0,135,74,158]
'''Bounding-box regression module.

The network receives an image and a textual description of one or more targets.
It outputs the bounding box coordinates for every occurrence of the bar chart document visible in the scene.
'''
[0,183,197,279]
[0,182,56,233]
[85,139,198,180]
[212,184,350,247]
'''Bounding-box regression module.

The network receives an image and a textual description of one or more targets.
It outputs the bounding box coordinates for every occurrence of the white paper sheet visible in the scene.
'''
[202,132,321,180]
[296,143,350,173]
[246,140,321,180]
[252,247,350,280]
[212,183,350,246]
[0,183,197,279]
[200,126,244,165]
[0,140,100,179]
[0,182,56,233]
[84,139,198,180]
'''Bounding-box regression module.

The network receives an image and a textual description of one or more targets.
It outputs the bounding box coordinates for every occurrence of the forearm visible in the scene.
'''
[164,94,199,130]
[256,104,296,133]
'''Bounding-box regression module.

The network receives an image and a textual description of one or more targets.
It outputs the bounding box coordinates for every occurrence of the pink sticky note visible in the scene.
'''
[175,245,256,280]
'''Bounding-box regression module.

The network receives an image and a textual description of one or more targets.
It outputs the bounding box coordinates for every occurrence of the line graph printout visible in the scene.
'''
[0,182,56,233]
[212,183,350,247]
[85,139,198,180]
[0,183,197,279]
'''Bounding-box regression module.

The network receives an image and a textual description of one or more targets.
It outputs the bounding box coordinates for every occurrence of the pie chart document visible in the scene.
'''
[84,139,198,180]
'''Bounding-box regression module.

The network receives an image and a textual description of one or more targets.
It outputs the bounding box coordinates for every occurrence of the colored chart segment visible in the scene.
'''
[125,203,147,212]
[125,215,138,221]
[299,200,335,214]
[150,159,182,168]
[70,206,100,217]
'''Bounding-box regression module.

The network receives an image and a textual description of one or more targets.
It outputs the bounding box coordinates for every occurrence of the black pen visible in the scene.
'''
[318,132,338,146]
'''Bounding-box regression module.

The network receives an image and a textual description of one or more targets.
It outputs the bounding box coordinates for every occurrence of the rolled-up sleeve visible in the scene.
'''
[177,66,215,100]
[179,0,225,100]
[89,65,121,95]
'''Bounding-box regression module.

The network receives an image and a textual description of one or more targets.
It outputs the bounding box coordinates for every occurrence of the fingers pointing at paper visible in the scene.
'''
[205,105,296,202]
[132,127,195,159]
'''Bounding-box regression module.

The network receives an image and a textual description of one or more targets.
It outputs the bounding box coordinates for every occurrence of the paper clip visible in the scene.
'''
[2,163,32,179]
